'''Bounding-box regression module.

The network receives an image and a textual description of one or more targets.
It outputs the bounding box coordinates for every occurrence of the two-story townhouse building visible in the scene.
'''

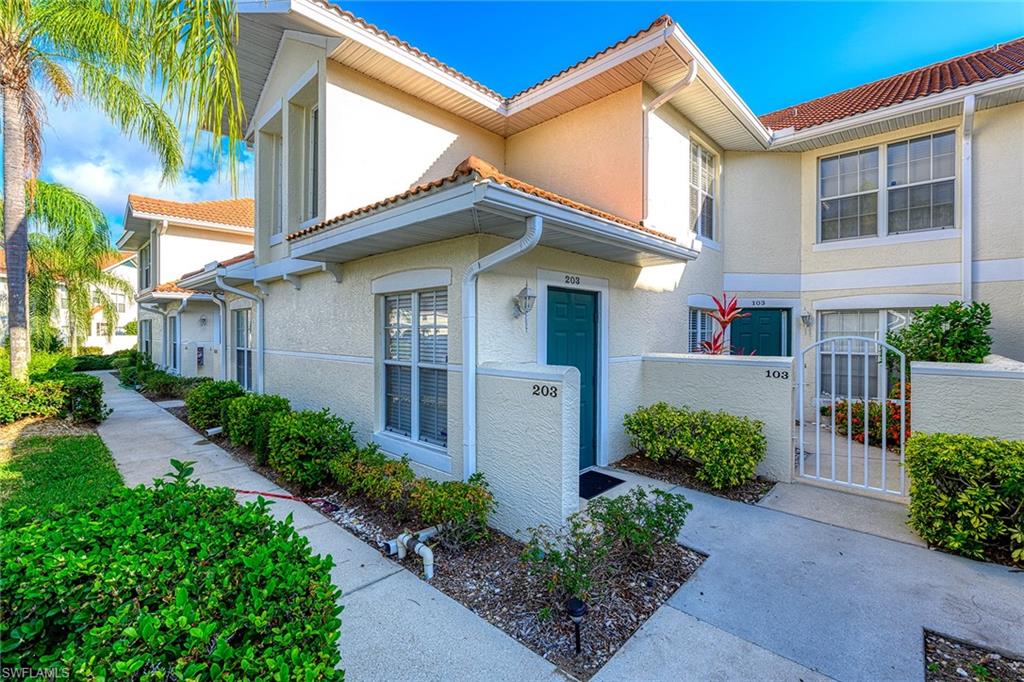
[178,1,1023,533]
[118,195,254,379]
[82,251,139,354]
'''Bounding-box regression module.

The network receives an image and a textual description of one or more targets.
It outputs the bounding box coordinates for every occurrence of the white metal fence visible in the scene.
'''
[797,336,907,496]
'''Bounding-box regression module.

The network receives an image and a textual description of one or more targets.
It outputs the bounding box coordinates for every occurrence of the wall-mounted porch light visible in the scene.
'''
[800,309,814,328]
[513,282,537,330]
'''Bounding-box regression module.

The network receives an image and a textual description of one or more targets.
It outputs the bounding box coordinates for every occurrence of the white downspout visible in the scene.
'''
[641,59,698,225]
[961,94,975,303]
[139,304,168,368]
[462,215,543,481]
[216,276,265,393]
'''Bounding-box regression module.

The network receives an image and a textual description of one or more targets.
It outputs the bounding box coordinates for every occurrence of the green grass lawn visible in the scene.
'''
[0,435,123,514]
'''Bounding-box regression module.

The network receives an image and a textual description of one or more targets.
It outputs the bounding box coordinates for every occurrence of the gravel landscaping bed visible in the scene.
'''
[160,408,706,679]
[925,631,1024,681]
[614,451,775,504]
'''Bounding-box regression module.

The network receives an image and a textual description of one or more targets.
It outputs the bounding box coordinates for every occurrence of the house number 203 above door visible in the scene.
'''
[532,384,558,397]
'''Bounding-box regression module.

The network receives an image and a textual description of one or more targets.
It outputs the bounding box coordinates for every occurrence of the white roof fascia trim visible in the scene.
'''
[667,26,772,148]
[245,30,289,138]
[769,71,1024,147]
[289,0,504,113]
[506,29,669,114]
[479,183,698,262]
[128,211,254,234]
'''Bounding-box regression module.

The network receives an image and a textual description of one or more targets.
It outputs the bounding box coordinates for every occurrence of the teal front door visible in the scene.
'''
[547,288,598,469]
[731,308,789,356]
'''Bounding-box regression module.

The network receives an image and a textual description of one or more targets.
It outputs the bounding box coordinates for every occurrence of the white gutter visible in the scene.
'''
[642,58,697,226]
[646,59,698,112]
[961,94,975,303]
[216,276,264,393]
[462,215,543,481]
[139,304,169,368]
[212,294,228,380]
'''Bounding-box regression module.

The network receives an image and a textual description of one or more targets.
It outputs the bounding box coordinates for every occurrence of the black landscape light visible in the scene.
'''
[566,597,588,655]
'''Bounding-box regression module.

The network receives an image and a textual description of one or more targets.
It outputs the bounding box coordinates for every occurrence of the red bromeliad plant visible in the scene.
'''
[700,294,750,355]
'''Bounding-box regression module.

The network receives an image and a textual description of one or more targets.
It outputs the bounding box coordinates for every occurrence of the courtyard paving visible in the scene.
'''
[94,372,1024,681]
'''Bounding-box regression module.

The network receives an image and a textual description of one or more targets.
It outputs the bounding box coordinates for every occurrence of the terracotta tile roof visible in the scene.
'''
[128,194,255,228]
[178,250,255,281]
[318,1,671,106]
[760,37,1024,131]
[152,281,194,294]
[99,251,135,270]
[288,156,674,243]
[508,16,673,100]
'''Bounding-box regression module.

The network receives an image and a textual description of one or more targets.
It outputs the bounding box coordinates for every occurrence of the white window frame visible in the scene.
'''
[817,129,957,244]
[374,287,450,472]
[272,133,284,237]
[139,319,152,358]
[233,308,254,391]
[885,131,956,235]
[305,104,319,222]
[139,242,152,290]
[689,139,717,241]
[112,292,126,313]
[168,315,179,373]
[688,307,716,352]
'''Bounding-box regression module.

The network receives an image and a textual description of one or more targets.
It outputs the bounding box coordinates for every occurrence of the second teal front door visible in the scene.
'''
[547,288,598,470]
[731,308,790,356]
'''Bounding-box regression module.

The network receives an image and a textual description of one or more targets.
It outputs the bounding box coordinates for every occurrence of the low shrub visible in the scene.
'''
[328,446,495,547]
[587,487,692,561]
[0,463,344,678]
[524,486,692,600]
[54,373,110,423]
[268,409,356,488]
[223,393,292,463]
[887,301,992,365]
[112,349,154,388]
[139,369,182,399]
[72,354,115,371]
[906,432,1024,564]
[78,345,103,356]
[185,380,245,431]
[0,373,108,424]
[624,402,766,489]
[821,383,911,449]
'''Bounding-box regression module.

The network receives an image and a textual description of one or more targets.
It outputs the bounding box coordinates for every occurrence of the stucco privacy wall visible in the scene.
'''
[476,363,580,536]
[639,353,795,481]
[911,356,1024,440]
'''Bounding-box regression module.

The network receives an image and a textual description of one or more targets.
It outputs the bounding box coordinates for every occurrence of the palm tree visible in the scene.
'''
[25,181,132,355]
[1,0,244,379]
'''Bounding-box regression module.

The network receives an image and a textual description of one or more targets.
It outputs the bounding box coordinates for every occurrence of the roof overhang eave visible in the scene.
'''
[289,180,697,266]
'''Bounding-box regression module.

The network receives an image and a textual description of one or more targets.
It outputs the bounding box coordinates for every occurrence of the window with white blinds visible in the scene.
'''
[689,142,716,240]
[383,289,448,447]
[688,308,715,352]
[234,308,254,390]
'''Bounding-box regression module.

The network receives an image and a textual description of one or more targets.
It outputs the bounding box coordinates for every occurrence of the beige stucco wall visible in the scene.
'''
[506,85,643,223]
[638,353,796,481]
[324,62,505,220]
[973,101,1024,263]
[477,363,579,536]
[911,356,1024,440]
[975,280,1024,361]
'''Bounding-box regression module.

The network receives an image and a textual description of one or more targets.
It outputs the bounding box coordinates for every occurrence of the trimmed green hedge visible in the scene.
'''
[623,402,766,489]
[906,432,1024,564]
[184,380,245,431]
[224,393,292,463]
[0,466,344,678]
[268,409,356,488]
[139,369,210,400]
[0,373,108,424]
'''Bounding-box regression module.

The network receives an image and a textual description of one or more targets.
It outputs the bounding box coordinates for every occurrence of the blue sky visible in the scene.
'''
[37,2,1022,240]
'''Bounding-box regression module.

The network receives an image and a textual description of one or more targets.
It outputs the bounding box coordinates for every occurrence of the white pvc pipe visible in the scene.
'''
[461,216,543,481]
[216,276,264,393]
[961,94,975,303]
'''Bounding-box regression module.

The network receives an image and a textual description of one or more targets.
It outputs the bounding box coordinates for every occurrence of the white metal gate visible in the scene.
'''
[797,336,907,496]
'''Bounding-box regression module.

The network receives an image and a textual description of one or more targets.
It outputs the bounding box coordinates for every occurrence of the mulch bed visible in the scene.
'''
[0,417,97,449]
[157,403,706,679]
[925,631,1024,681]
[614,451,776,504]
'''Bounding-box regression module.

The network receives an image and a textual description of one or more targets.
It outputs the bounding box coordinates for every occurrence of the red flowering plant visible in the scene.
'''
[700,294,751,355]
[820,382,912,449]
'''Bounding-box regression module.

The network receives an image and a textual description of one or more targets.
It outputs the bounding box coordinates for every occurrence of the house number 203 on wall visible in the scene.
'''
[532,384,558,397]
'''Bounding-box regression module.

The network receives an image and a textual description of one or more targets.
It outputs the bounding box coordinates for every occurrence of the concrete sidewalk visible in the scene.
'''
[597,481,1024,682]
[93,372,560,682]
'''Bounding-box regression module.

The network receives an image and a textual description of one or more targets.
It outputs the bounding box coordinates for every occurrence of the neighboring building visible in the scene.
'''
[117,195,254,378]
[176,2,1022,533]
[82,251,139,354]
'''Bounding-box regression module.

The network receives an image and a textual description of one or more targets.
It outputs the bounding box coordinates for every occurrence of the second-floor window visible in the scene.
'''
[818,130,955,243]
[305,105,319,221]
[689,141,716,240]
[112,293,126,313]
[139,242,152,289]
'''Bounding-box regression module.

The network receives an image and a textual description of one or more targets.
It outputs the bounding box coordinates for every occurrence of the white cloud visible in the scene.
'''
[39,95,253,235]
